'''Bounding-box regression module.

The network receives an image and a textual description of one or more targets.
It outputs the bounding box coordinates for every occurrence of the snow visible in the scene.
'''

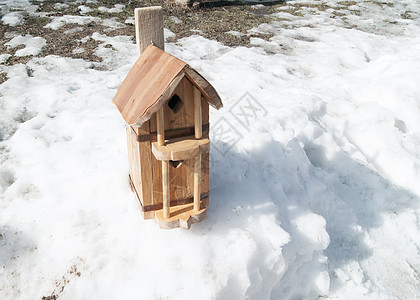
[226,30,244,37]
[78,5,93,15]
[0,54,11,64]
[5,35,47,57]
[44,15,124,30]
[72,48,85,54]
[124,17,135,25]
[1,11,24,26]
[164,28,176,40]
[1,0,420,299]
[64,27,84,34]
[54,3,69,10]
[171,16,183,24]
[98,4,125,13]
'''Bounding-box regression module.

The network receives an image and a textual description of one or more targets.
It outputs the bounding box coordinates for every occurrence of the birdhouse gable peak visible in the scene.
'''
[113,44,223,126]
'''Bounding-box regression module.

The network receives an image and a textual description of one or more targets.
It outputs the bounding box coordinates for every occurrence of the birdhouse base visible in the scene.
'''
[154,203,207,229]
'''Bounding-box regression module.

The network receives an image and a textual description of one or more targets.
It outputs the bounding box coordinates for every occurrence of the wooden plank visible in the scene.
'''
[134,124,210,142]
[201,152,210,205]
[126,125,142,200]
[162,160,170,218]
[194,154,201,211]
[193,86,202,211]
[135,67,186,127]
[150,76,195,133]
[155,202,207,230]
[149,78,210,209]
[134,6,164,53]
[116,47,187,125]
[113,45,221,127]
[129,174,154,219]
[157,108,165,146]
[143,193,208,211]
[152,153,162,208]
[134,121,154,210]
[114,8,221,127]
[202,98,209,129]
[152,136,210,161]
[184,66,223,110]
[194,86,202,139]
[169,158,192,203]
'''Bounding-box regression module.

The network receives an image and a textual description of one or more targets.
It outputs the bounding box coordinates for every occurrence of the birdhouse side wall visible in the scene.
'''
[127,120,155,219]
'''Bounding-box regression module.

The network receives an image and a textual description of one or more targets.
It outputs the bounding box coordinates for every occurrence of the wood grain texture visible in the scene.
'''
[129,174,155,219]
[185,66,223,110]
[113,45,187,125]
[201,152,210,199]
[112,46,223,127]
[117,7,219,226]
[155,202,207,229]
[134,124,209,142]
[193,86,202,211]
[162,160,170,218]
[134,7,164,54]
[157,108,165,146]
[133,122,154,209]
[194,154,201,211]
[152,136,210,161]
[148,78,210,213]
[194,86,202,139]
[150,76,195,132]
[141,193,209,212]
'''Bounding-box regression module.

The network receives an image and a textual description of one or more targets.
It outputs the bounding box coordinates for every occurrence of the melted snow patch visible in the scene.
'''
[226,30,244,37]
[164,28,176,40]
[98,4,125,13]
[44,15,125,30]
[44,15,97,30]
[124,17,134,25]
[78,5,93,15]
[5,35,46,57]
[54,3,69,10]
[0,54,12,64]
[2,12,24,26]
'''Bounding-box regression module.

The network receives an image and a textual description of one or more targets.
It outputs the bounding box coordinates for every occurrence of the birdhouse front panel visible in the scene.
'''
[149,76,210,210]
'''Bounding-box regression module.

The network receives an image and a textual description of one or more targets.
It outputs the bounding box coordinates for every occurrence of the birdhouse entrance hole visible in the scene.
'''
[169,160,183,168]
[168,94,183,114]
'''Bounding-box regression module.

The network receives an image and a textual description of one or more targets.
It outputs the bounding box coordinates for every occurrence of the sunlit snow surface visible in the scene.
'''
[1,0,420,299]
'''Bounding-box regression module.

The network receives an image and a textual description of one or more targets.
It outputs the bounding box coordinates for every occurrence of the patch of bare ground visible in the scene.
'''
[0,0,391,77]
[0,0,284,70]
[0,72,7,85]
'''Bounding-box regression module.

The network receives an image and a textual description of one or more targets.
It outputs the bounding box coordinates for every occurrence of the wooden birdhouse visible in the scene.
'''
[112,7,223,229]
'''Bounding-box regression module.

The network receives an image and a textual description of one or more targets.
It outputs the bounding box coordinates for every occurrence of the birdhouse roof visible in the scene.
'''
[113,44,223,126]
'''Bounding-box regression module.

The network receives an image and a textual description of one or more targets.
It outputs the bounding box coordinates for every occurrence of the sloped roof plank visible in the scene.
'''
[113,44,222,126]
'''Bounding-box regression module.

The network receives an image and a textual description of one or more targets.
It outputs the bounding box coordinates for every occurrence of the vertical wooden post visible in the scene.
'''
[157,108,169,218]
[162,160,170,218]
[194,87,202,139]
[135,6,169,218]
[193,87,202,211]
[194,155,201,211]
[157,108,165,146]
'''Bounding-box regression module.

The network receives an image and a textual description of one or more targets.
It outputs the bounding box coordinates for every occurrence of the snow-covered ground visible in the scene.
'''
[1,0,420,299]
